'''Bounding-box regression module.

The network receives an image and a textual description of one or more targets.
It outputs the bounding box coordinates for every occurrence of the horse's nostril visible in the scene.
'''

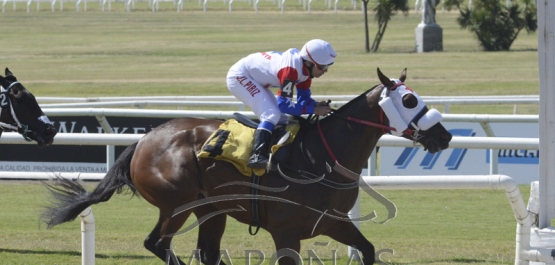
[45,125,57,135]
[45,128,56,135]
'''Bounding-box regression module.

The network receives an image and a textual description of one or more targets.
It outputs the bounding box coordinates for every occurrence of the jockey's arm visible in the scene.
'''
[277,79,315,116]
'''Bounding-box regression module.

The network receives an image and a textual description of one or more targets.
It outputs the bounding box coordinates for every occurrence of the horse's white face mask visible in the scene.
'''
[378,79,443,136]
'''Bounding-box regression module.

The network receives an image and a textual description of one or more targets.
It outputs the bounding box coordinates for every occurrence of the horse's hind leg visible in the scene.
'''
[145,209,193,265]
[144,215,163,257]
[194,199,228,265]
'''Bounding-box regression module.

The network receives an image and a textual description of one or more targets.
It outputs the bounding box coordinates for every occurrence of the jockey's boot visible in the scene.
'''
[247,129,272,169]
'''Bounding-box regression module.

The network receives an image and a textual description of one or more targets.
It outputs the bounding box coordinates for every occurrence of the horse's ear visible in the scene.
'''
[399,68,407,82]
[5,68,12,77]
[0,75,6,87]
[377,68,394,87]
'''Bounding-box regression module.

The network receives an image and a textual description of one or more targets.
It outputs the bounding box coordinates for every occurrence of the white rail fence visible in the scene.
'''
[32,108,538,173]
[2,0,372,13]
[0,131,539,181]
[2,0,114,12]
[0,131,537,149]
[38,95,539,114]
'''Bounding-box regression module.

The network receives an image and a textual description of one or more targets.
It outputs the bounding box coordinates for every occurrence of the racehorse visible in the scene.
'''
[41,68,452,265]
[0,68,57,146]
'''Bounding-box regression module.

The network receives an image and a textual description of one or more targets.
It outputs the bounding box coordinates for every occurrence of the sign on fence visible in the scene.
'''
[380,122,539,184]
[0,116,172,173]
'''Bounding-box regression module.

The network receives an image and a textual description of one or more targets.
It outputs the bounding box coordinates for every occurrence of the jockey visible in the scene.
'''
[227,39,335,169]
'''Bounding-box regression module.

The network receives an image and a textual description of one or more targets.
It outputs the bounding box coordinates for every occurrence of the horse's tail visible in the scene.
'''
[41,142,139,229]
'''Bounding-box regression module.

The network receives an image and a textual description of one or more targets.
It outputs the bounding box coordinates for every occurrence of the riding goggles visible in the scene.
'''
[315,62,333,71]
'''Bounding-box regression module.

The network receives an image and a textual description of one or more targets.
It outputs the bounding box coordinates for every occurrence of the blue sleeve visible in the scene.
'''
[277,88,316,116]
[296,88,316,108]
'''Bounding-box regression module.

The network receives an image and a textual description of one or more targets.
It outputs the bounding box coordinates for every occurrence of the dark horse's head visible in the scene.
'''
[376,68,451,153]
[0,68,57,147]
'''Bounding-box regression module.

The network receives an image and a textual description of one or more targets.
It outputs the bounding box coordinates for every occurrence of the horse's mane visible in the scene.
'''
[333,84,382,115]
[291,84,382,128]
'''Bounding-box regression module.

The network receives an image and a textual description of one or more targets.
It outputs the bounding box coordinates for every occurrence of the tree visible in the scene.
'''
[362,0,409,53]
[445,0,537,51]
[363,0,371,52]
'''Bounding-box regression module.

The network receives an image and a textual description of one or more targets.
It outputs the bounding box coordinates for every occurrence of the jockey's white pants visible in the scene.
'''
[227,62,287,127]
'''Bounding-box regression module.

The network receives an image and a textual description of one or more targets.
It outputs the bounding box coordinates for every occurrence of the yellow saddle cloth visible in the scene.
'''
[198,119,300,177]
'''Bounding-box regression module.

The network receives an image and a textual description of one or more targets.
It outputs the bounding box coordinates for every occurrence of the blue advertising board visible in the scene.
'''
[380,122,539,184]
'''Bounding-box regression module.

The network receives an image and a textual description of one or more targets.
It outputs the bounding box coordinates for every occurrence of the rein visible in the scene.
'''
[332,111,414,136]
[0,81,32,141]
[314,116,369,182]
[315,98,420,181]
[316,110,413,167]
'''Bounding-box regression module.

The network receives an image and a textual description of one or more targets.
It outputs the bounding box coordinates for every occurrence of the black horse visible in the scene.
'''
[0,68,57,146]
[42,68,451,265]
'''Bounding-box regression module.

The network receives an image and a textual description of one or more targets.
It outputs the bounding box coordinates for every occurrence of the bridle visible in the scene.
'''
[315,85,429,180]
[317,85,426,152]
[0,81,33,142]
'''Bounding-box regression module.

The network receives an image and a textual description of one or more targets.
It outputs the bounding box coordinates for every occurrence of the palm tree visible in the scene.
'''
[363,0,371,52]
[363,0,409,53]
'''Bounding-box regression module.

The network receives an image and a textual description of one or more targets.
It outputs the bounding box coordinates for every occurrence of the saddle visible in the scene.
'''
[197,113,300,177]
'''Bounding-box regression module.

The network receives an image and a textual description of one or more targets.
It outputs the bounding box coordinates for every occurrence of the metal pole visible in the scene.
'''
[537,0,555,229]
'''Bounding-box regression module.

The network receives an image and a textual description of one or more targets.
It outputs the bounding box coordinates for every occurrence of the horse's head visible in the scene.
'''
[0,68,57,147]
[376,68,451,153]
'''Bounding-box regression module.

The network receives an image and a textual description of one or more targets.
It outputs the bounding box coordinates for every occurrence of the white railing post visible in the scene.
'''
[80,207,95,265]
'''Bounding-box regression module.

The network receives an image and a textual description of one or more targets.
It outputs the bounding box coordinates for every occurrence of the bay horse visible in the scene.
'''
[41,68,452,265]
[0,68,57,146]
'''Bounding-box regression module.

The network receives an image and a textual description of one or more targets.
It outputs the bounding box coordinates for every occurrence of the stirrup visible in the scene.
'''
[247,154,269,169]
[247,160,269,169]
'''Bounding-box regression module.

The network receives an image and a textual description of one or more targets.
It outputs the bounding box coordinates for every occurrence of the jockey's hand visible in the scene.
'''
[314,105,332,116]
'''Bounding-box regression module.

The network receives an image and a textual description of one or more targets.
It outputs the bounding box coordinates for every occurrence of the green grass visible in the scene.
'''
[0,181,529,264]
[0,5,542,265]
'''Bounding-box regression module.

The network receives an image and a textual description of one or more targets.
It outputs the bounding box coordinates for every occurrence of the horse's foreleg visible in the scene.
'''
[194,199,228,265]
[323,221,375,265]
[270,231,302,265]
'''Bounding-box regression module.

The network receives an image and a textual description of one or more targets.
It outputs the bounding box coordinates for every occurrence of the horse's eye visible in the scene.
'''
[12,87,28,100]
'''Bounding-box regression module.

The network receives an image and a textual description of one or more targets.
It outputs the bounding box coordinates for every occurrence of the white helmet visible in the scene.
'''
[300,39,336,67]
